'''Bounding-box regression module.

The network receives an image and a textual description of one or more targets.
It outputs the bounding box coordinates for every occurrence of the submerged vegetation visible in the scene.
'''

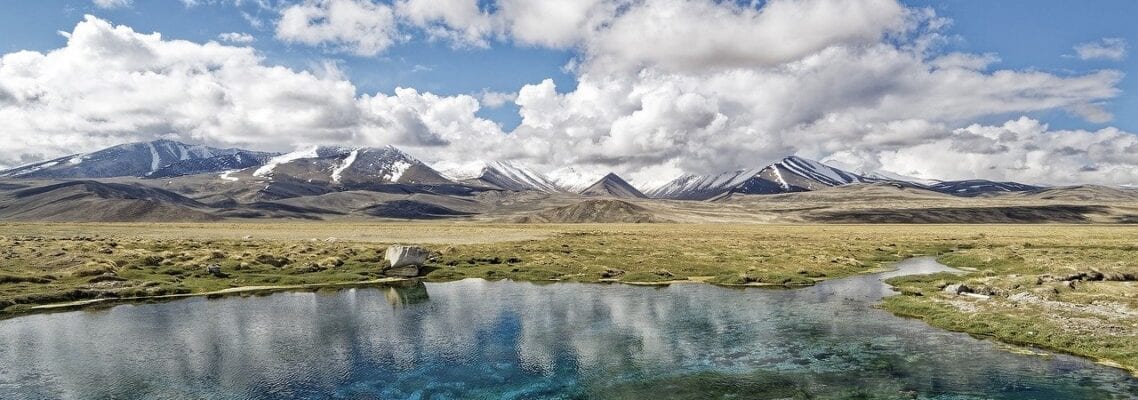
[0,222,1135,374]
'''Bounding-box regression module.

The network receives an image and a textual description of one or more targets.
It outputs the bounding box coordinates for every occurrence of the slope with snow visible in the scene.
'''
[650,156,870,200]
[548,166,607,192]
[248,145,453,186]
[146,151,279,179]
[438,160,562,192]
[0,140,246,179]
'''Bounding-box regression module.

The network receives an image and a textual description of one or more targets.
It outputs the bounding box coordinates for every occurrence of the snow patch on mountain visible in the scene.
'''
[254,146,329,177]
[148,142,161,173]
[331,149,360,183]
[436,160,490,180]
[549,166,606,192]
[386,160,411,182]
[219,170,239,182]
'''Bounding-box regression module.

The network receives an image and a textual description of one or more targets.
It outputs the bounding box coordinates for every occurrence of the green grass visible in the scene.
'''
[1,222,1136,375]
[882,240,1138,375]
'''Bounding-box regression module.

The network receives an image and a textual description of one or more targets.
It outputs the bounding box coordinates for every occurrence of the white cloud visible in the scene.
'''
[3,2,1137,188]
[478,90,516,108]
[1074,38,1128,61]
[276,0,400,56]
[868,117,1138,185]
[583,0,906,73]
[93,0,131,8]
[217,32,256,44]
[0,15,494,167]
[395,0,496,47]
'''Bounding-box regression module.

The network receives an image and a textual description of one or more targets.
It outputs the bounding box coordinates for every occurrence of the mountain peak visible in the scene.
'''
[580,173,647,199]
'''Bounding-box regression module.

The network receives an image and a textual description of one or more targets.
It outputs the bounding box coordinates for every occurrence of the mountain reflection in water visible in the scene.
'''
[0,257,1135,399]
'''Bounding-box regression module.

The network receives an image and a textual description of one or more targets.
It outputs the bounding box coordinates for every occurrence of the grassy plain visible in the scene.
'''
[0,222,1136,373]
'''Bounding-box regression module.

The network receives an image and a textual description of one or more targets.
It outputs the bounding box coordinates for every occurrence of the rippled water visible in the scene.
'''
[1,257,1136,399]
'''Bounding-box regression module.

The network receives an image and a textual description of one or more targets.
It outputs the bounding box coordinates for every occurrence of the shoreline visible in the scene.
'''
[884,306,1138,378]
[2,278,409,319]
[3,259,1135,379]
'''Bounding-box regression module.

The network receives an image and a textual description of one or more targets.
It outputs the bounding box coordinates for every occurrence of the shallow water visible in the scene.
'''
[0,257,1135,399]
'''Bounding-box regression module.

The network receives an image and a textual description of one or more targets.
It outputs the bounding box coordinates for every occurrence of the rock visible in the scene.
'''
[385,246,429,269]
[1086,271,1105,281]
[943,283,971,295]
[242,235,253,240]
[971,285,1003,296]
[383,246,430,277]
[383,265,422,278]
[601,269,626,278]
[206,264,227,278]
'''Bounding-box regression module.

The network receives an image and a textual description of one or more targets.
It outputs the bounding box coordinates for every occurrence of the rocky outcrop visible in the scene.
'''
[383,246,430,277]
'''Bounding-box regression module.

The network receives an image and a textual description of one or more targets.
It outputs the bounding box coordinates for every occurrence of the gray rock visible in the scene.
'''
[206,264,226,277]
[383,246,430,277]
[385,246,429,269]
[943,283,971,294]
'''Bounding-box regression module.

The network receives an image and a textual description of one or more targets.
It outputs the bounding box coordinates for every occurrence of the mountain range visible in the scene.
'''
[1,139,1132,223]
[0,139,1051,198]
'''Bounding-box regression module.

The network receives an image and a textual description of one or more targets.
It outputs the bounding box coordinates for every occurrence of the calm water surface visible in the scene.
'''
[1,257,1136,399]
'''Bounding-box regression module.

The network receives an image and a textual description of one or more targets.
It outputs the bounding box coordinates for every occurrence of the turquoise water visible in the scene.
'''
[0,257,1135,399]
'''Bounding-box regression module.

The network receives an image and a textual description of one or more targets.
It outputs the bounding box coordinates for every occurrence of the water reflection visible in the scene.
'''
[384,281,430,308]
[0,258,1135,399]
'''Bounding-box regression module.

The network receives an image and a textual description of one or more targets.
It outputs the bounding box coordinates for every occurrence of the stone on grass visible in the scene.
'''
[206,264,227,278]
[943,283,971,295]
[383,246,430,277]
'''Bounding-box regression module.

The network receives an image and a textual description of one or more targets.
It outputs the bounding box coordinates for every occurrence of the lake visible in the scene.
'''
[1,257,1135,399]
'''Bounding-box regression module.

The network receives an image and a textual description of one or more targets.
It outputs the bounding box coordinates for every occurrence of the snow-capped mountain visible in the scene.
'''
[0,140,249,179]
[929,180,1042,197]
[650,156,870,200]
[859,170,939,186]
[146,151,280,179]
[580,173,648,198]
[250,145,453,185]
[548,166,607,193]
[437,160,561,192]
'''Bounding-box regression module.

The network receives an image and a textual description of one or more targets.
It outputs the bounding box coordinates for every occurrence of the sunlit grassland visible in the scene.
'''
[0,222,1135,373]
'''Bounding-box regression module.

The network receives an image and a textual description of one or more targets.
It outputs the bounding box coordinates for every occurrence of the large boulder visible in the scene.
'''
[383,246,430,277]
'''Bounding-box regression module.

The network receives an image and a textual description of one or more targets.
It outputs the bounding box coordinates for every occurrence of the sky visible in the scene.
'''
[0,0,1135,188]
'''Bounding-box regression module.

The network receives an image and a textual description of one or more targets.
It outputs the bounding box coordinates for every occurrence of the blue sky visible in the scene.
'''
[0,0,1135,186]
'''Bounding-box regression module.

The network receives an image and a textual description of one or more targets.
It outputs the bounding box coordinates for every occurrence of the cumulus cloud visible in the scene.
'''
[276,0,400,56]
[93,0,131,9]
[867,117,1138,185]
[0,15,500,167]
[1074,38,1128,61]
[395,0,496,47]
[3,1,1137,188]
